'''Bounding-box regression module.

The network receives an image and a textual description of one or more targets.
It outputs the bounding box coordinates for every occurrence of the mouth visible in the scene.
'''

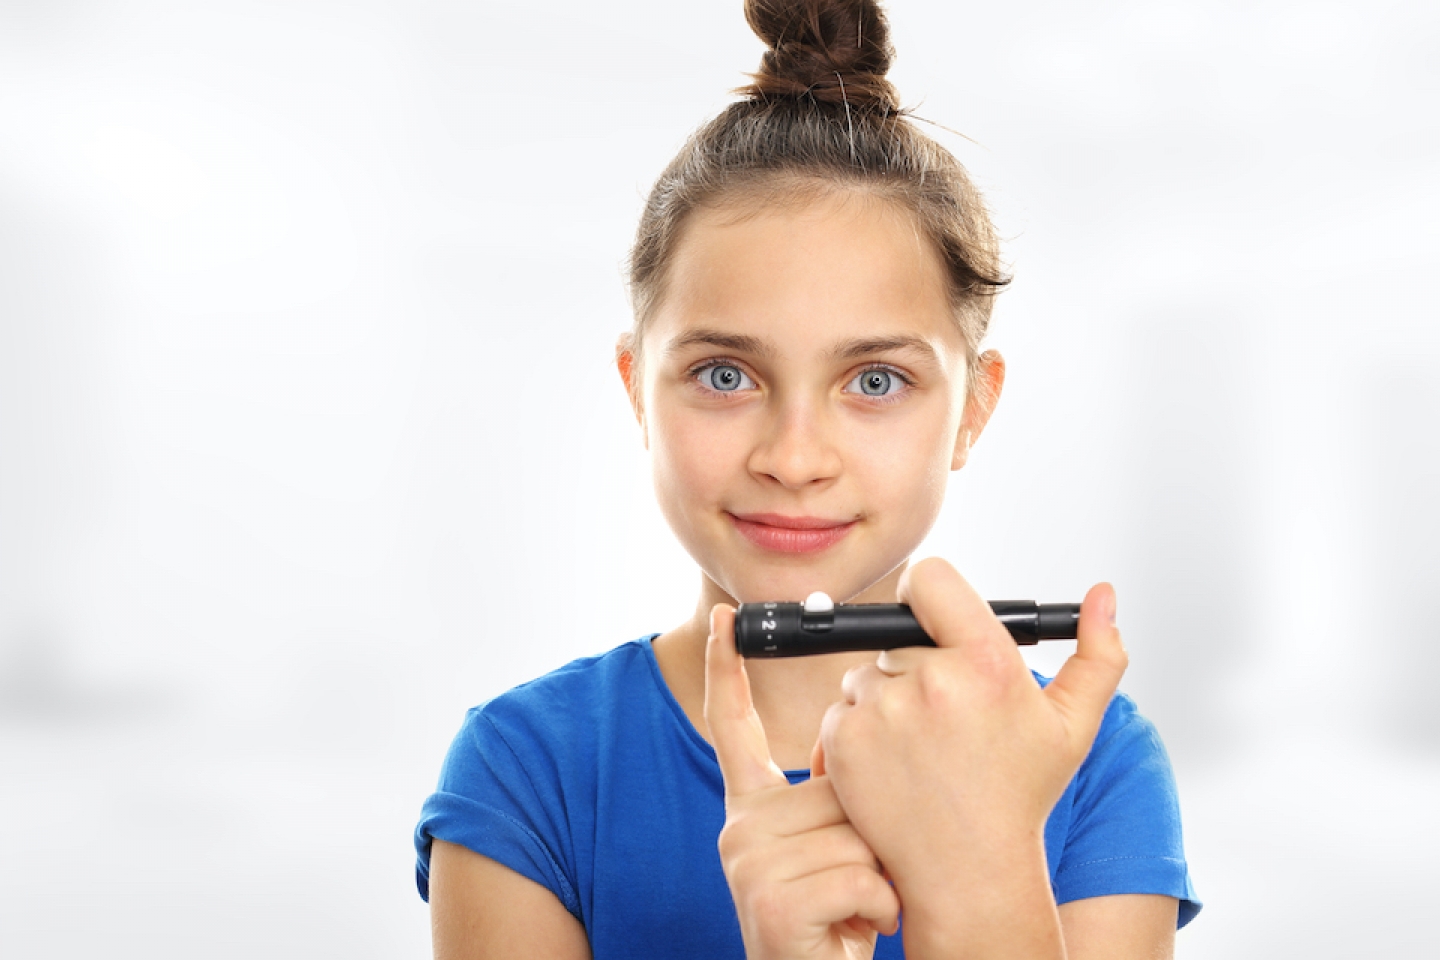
[727,512,858,555]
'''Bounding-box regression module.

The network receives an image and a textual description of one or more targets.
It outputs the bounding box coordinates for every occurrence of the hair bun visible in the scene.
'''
[740,0,900,111]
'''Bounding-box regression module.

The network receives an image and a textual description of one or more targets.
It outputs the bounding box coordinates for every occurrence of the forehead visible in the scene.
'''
[648,189,963,357]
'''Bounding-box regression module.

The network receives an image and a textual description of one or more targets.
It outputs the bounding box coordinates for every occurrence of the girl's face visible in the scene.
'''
[626,190,1001,607]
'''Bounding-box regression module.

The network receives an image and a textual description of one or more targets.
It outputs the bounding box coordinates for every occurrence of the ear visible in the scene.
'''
[952,350,1005,470]
[615,332,648,449]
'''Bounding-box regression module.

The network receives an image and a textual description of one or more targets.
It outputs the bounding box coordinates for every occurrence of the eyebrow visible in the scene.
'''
[828,335,939,364]
[663,329,775,359]
[662,329,941,365]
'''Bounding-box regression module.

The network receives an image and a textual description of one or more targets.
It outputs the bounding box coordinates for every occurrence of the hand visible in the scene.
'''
[705,604,900,960]
[817,559,1128,951]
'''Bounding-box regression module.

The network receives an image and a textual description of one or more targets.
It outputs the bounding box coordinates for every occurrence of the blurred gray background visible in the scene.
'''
[2,0,1436,956]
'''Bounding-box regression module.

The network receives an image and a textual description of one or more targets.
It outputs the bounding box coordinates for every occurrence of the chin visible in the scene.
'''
[718,557,903,607]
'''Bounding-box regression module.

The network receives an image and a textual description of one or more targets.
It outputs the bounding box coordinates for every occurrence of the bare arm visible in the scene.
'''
[429,839,591,960]
[1059,894,1177,960]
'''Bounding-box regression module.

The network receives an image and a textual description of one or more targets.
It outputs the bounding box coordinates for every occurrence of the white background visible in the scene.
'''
[2,1,1437,956]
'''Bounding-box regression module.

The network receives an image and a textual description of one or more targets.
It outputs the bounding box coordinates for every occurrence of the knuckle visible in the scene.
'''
[971,636,1016,677]
[748,884,794,933]
[716,823,739,859]
[716,816,755,863]
[914,659,962,709]
[721,845,761,891]
[838,862,880,904]
[1112,633,1130,671]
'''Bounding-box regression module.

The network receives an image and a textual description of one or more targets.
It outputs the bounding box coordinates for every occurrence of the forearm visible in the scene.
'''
[897,830,1065,960]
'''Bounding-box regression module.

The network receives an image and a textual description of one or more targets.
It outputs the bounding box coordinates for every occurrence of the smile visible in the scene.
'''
[728,513,857,555]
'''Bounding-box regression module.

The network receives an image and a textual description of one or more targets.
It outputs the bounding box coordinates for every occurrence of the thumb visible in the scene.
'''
[1046,582,1129,738]
[704,604,788,799]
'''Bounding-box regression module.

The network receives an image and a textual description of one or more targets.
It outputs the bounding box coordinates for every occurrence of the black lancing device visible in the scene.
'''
[735,592,1081,658]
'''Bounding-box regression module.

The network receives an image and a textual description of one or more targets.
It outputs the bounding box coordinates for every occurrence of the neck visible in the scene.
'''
[654,567,906,772]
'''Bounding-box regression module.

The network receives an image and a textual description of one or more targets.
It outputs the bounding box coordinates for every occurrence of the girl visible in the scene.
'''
[415,1,1199,957]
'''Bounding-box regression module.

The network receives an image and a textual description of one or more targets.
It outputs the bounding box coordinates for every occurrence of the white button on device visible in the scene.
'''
[803,591,835,614]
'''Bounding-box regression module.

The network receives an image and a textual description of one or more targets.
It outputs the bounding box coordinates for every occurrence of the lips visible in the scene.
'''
[728,512,857,554]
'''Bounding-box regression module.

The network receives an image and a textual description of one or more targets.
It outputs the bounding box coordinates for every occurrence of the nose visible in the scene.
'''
[746,399,842,490]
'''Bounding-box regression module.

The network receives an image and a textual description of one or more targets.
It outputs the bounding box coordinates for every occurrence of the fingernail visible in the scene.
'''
[1104,589,1117,625]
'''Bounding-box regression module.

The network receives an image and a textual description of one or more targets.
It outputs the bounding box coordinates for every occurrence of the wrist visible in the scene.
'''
[895,830,1063,960]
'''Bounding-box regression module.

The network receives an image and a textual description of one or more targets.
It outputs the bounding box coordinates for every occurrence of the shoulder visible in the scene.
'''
[1074,686,1171,800]
[453,638,663,759]
[481,638,659,716]
[417,637,672,905]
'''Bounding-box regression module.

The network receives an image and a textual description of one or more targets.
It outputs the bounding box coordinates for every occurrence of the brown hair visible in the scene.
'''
[626,0,1009,395]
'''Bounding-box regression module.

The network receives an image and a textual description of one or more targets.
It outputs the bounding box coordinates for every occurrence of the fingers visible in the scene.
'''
[704,604,788,799]
[894,557,1022,672]
[809,736,826,778]
[724,817,882,883]
[730,854,901,943]
[840,661,888,705]
[1045,582,1129,730]
[786,864,900,937]
[728,774,852,838]
[718,758,901,947]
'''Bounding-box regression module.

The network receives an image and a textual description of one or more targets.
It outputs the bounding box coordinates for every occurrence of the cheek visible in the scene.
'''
[852,410,956,517]
[648,410,740,517]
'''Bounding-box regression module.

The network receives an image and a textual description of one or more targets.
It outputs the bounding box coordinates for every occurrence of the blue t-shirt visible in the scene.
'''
[416,638,1200,957]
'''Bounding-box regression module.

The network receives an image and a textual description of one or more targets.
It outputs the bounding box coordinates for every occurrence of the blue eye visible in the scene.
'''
[699,363,754,393]
[846,368,905,397]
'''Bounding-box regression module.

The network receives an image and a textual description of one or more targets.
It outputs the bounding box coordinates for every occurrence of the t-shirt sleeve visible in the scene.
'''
[1051,698,1202,928]
[413,706,582,919]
